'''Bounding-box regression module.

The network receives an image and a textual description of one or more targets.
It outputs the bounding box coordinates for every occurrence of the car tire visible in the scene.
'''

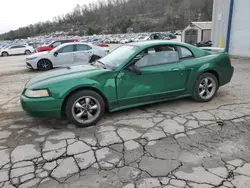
[2,52,8,57]
[37,59,53,71]
[192,73,218,102]
[65,90,105,127]
[89,55,101,63]
[25,50,31,55]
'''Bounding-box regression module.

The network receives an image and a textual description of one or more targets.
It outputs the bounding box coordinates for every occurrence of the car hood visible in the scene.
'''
[25,65,107,89]
[27,51,50,59]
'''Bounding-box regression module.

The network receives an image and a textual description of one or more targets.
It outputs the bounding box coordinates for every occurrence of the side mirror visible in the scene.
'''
[54,52,58,57]
[128,64,141,75]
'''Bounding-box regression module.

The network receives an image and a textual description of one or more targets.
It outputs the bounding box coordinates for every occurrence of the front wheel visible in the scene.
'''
[37,59,52,71]
[2,52,8,57]
[65,90,105,127]
[192,73,218,102]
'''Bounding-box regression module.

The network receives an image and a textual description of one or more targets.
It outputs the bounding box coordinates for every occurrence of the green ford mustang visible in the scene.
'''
[21,41,234,127]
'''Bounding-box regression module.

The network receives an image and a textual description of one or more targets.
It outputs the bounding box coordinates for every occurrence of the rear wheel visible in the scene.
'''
[37,59,53,71]
[65,90,105,127]
[25,50,31,55]
[2,52,8,57]
[193,73,218,102]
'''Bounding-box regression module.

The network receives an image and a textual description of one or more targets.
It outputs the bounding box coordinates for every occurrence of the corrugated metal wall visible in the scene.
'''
[212,0,250,57]
[230,0,250,57]
[211,0,230,48]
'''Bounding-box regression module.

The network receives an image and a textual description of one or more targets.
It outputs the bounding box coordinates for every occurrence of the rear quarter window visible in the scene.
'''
[180,47,194,59]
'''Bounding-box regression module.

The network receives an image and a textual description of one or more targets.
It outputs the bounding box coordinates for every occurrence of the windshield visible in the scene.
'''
[99,45,138,69]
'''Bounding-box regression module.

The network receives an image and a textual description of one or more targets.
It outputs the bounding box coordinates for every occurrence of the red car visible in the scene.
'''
[35,39,79,53]
[97,42,109,47]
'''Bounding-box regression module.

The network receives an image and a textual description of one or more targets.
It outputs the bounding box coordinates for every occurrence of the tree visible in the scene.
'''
[0,0,214,40]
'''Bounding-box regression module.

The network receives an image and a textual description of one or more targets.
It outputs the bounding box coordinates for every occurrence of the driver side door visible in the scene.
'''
[8,46,19,55]
[116,45,187,107]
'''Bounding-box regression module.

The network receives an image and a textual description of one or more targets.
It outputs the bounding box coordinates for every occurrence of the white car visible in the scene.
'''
[121,39,129,44]
[0,45,34,57]
[26,42,108,71]
[138,36,150,41]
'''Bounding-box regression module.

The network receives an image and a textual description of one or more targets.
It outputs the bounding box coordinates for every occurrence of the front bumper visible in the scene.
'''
[26,59,38,69]
[26,62,33,69]
[21,94,63,118]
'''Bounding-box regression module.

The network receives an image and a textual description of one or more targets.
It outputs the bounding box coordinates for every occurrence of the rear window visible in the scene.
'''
[76,44,92,51]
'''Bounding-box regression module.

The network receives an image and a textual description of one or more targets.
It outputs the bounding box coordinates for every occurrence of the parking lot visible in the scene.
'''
[0,50,250,188]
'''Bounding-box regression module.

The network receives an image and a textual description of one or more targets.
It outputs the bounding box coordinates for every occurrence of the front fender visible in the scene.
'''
[49,77,117,104]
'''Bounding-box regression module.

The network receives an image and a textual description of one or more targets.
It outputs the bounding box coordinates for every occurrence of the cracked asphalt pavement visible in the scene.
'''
[0,54,250,188]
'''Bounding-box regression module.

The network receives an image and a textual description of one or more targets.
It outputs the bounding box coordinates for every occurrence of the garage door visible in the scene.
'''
[230,0,250,57]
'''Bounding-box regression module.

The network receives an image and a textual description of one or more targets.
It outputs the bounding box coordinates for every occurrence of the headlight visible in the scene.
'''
[26,57,37,60]
[25,89,50,98]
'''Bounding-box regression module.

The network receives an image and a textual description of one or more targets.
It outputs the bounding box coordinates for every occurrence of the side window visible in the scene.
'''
[135,46,179,68]
[180,47,193,59]
[76,44,92,51]
[17,45,25,48]
[10,46,17,49]
[57,45,74,53]
[51,42,62,47]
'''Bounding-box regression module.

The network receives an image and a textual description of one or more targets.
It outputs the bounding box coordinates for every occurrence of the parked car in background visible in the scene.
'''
[35,39,79,53]
[168,33,177,39]
[26,42,108,71]
[195,40,212,47]
[149,33,176,40]
[138,36,150,42]
[21,41,234,127]
[0,44,34,57]
[121,39,129,44]
[150,33,171,40]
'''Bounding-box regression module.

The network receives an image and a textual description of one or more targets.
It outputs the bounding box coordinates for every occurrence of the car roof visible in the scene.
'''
[55,39,78,42]
[127,40,209,58]
[57,42,93,48]
[128,40,193,48]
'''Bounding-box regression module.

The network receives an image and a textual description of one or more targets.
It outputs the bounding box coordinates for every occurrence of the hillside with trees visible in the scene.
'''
[0,0,213,40]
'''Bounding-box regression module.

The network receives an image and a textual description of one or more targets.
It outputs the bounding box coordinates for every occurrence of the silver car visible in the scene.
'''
[26,43,109,71]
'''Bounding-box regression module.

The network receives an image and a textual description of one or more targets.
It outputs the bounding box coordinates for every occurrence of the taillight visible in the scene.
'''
[229,59,232,66]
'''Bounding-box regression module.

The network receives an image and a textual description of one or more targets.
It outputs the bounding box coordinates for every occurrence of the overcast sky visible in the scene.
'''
[0,0,97,34]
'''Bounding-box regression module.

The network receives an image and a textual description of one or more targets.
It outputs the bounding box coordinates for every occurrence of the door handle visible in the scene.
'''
[171,68,180,72]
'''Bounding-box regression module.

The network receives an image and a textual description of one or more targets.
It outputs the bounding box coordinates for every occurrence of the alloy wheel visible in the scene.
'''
[198,77,216,100]
[72,96,101,124]
[25,50,31,55]
[2,52,8,57]
[38,60,51,71]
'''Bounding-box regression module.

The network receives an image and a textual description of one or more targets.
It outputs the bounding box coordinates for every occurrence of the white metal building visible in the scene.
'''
[212,0,250,57]
[181,22,212,45]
